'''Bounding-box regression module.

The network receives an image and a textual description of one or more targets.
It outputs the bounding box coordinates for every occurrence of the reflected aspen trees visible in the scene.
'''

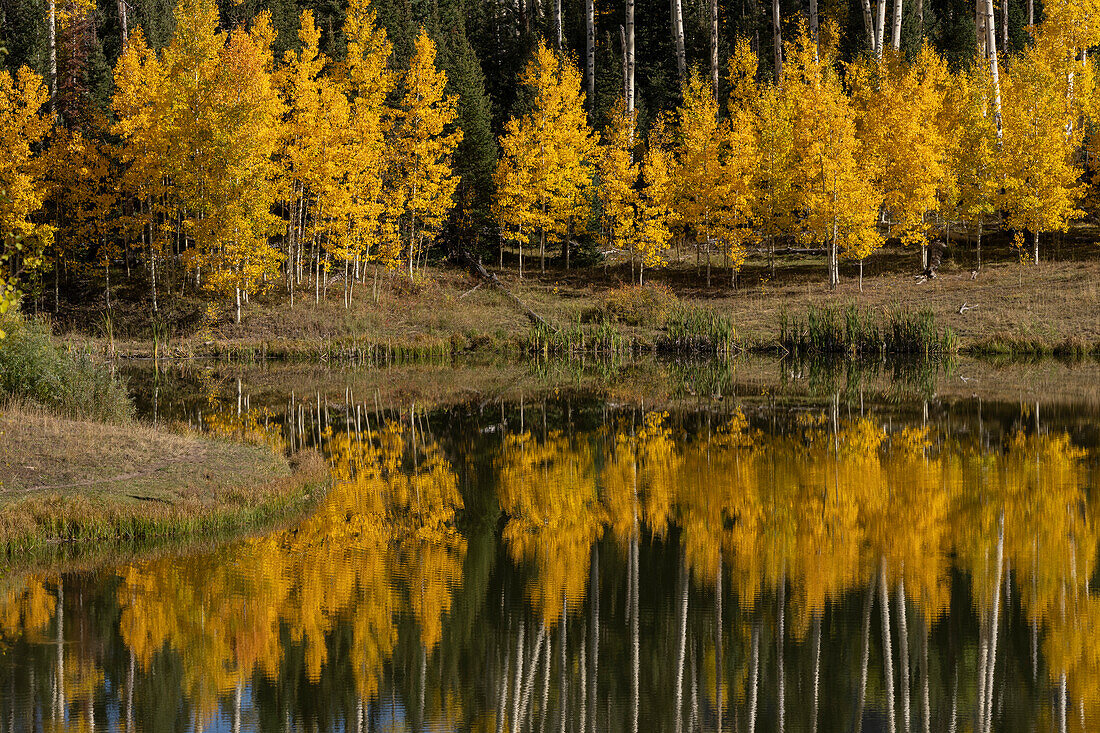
[1,394,1099,731]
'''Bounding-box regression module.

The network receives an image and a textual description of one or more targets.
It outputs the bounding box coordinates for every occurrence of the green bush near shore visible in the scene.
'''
[0,315,132,422]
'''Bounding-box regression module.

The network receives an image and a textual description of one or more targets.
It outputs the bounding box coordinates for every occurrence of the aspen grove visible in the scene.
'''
[4,0,1100,320]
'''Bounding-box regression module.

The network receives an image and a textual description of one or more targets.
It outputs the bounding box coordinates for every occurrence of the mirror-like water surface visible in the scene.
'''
[2,361,1099,732]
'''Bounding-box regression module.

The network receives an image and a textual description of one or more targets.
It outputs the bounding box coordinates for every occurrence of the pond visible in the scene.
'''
[1,357,1099,732]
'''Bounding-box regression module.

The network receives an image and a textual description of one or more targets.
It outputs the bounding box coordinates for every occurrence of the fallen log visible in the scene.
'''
[453,250,558,332]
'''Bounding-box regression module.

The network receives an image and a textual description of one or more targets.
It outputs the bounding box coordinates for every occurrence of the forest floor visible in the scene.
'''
[53,233,1100,358]
[0,405,328,556]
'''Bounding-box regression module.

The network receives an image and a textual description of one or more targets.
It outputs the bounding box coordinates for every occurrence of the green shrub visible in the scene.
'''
[0,315,133,422]
[582,284,679,327]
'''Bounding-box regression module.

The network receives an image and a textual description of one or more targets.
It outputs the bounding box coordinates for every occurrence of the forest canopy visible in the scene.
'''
[0,0,1097,319]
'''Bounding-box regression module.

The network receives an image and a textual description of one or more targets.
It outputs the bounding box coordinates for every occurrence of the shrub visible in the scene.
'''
[0,315,133,422]
[582,284,679,327]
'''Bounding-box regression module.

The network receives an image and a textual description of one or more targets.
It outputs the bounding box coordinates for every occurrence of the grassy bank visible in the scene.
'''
[0,405,328,554]
[55,244,1100,360]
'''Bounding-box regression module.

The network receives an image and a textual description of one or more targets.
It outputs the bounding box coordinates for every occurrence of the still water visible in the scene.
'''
[2,359,1099,732]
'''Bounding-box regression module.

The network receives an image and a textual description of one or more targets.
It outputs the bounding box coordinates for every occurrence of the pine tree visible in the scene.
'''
[439,20,497,250]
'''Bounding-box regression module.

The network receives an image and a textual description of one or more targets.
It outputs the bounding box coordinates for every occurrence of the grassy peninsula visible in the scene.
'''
[0,315,328,558]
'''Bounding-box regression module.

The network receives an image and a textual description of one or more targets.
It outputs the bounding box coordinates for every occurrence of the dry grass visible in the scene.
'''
[61,242,1100,359]
[0,405,328,553]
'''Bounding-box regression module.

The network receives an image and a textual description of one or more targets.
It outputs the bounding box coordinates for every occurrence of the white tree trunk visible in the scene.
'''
[892,0,903,50]
[861,0,877,51]
[876,0,888,56]
[672,0,688,87]
[586,0,595,106]
[772,0,783,82]
[118,0,129,46]
[48,0,56,118]
[710,0,719,93]
[626,0,636,112]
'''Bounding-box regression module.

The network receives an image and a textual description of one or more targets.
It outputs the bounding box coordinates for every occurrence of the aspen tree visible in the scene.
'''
[149,0,285,321]
[598,100,640,275]
[786,26,881,289]
[944,68,999,269]
[391,30,462,278]
[0,66,52,326]
[674,69,754,287]
[734,37,795,278]
[634,120,677,283]
[111,28,166,312]
[343,0,395,280]
[0,67,53,249]
[850,46,948,268]
[493,41,596,277]
[999,32,1085,264]
[277,11,352,306]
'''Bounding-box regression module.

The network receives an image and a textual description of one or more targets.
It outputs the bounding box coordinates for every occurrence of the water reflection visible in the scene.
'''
[2,381,1099,732]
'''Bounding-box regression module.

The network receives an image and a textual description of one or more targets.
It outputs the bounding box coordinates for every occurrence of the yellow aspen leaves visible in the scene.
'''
[494,40,596,277]
[784,27,881,288]
[999,31,1085,264]
[391,30,462,278]
[850,45,949,250]
[597,99,640,275]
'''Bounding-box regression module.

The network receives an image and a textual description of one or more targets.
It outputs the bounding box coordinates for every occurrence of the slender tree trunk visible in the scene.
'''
[556,0,563,50]
[916,0,924,36]
[876,0,888,56]
[898,580,911,733]
[777,573,786,733]
[1032,230,1039,264]
[772,0,783,82]
[674,555,690,733]
[983,0,1003,136]
[631,532,640,733]
[626,0,635,113]
[1028,0,1033,26]
[892,0,903,50]
[976,222,983,270]
[117,0,128,45]
[672,0,688,87]
[748,620,760,733]
[983,512,1005,733]
[587,0,595,108]
[881,560,897,733]
[1001,0,1008,49]
[710,0,719,93]
[861,0,877,51]
[808,0,820,44]
[588,543,600,733]
[810,616,821,733]
[48,0,56,118]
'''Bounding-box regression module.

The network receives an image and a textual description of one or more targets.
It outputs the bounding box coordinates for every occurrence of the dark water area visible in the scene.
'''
[2,358,1099,732]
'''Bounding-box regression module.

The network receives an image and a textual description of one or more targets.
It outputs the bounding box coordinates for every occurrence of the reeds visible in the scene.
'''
[780,304,957,358]
[659,305,737,356]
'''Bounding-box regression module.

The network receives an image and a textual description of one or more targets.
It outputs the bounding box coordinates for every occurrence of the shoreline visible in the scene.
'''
[56,256,1100,362]
[0,406,330,561]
